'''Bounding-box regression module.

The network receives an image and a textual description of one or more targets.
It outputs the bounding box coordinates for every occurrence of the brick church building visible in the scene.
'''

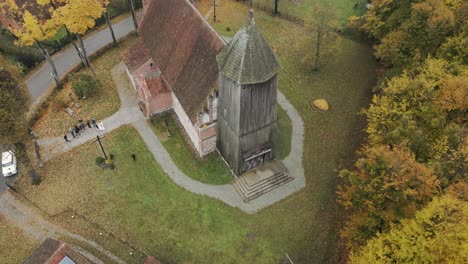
[122,0,281,178]
[122,0,225,156]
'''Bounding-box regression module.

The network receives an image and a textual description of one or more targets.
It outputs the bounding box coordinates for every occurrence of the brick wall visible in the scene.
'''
[149,91,173,114]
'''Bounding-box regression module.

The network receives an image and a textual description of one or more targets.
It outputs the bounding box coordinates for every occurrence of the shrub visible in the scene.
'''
[72,74,101,99]
[95,156,105,166]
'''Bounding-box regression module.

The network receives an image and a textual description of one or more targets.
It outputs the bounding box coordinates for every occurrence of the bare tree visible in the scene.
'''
[311,4,335,71]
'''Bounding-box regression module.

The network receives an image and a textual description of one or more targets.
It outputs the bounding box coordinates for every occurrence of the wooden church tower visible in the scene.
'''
[216,10,281,175]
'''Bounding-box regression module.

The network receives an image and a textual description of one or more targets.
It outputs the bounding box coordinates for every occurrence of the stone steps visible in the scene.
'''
[234,164,294,202]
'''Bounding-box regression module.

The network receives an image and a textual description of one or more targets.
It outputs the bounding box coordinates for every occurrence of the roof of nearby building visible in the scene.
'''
[138,0,225,122]
[23,238,92,264]
[217,12,281,85]
[121,39,151,73]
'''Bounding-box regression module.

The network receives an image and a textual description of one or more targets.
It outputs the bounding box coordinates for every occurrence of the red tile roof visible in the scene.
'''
[23,238,92,264]
[121,38,151,73]
[138,0,225,122]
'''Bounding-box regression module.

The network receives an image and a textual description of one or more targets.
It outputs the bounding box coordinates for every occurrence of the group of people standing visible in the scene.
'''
[63,118,99,143]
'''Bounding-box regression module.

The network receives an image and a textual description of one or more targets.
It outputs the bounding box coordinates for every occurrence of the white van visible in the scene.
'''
[2,151,18,177]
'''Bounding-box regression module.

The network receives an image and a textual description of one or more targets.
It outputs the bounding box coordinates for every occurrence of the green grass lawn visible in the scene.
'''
[149,105,292,185]
[18,0,376,262]
[276,105,292,159]
[150,112,233,185]
[17,126,307,263]
[252,0,367,27]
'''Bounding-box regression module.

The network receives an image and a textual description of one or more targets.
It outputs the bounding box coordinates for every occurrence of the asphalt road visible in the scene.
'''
[26,16,136,103]
[0,170,19,194]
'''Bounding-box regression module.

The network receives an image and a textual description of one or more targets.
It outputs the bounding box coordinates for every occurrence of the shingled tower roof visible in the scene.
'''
[216,10,281,85]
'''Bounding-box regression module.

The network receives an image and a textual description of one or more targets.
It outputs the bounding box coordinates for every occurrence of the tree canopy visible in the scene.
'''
[350,195,468,264]
[54,0,104,36]
[340,0,467,257]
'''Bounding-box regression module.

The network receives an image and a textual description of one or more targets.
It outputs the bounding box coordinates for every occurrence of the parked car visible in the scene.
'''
[2,151,17,177]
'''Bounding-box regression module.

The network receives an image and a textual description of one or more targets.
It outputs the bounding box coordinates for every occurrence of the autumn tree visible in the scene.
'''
[340,0,467,259]
[349,195,468,264]
[54,0,105,73]
[365,59,466,162]
[0,54,30,144]
[1,1,62,86]
[337,143,440,250]
[36,0,90,68]
[350,0,464,69]
[296,4,338,71]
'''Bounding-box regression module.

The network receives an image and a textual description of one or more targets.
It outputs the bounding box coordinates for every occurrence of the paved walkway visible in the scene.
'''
[26,17,135,104]
[38,62,305,213]
[38,63,144,162]
[132,91,305,214]
[0,192,126,264]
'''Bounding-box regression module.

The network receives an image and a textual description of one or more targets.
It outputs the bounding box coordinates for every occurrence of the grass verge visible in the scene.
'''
[276,105,292,159]
[0,215,40,263]
[151,112,233,185]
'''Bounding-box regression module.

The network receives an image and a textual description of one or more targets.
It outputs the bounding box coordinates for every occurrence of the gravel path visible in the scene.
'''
[0,192,126,264]
[39,63,306,213]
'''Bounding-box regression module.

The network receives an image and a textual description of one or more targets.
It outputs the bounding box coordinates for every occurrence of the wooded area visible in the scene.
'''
[339,0,467,262]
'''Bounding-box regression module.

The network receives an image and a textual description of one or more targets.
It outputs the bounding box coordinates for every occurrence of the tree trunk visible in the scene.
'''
[35,41,61,87]
[105,11,117,45]
[274,0,279,15]
[313,28,322,71]
[77,35,96,77]
[64,27,87,66]
[127,0,138,32]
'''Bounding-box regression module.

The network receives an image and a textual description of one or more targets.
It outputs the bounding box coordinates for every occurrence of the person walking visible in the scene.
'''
[87,119,92,128]
[79,119,85,131]
[69,127,76,138]
[74,125,80,136]
[92,118,97,129]
[64,134,71,142]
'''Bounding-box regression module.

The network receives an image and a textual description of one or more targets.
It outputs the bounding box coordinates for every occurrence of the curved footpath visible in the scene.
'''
[39,63,306,214]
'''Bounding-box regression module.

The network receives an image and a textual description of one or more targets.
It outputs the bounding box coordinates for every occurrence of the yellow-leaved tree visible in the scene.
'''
[3,1,63,87]
[350,195,468,264]
[36,0,90,69]
[54,0,105,73]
